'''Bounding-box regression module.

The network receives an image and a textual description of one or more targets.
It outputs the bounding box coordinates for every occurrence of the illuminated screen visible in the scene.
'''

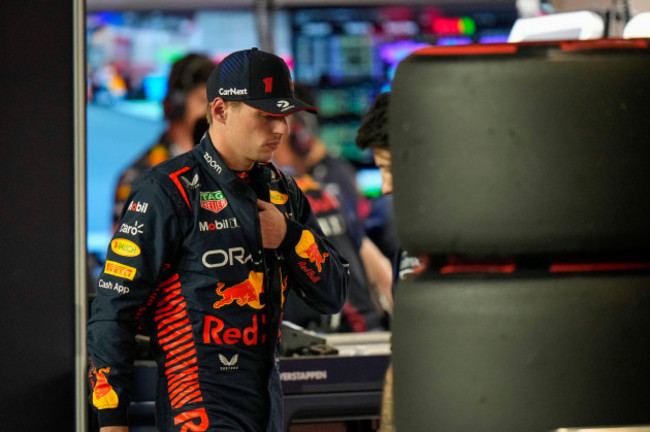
[290,5,517,162]
[291,5,517,88]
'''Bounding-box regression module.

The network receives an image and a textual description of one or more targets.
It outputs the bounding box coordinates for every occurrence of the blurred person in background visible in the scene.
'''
[355,93,393,195]
[355,91,428,432]
[273,125,388,333]
[355,92,427,290]
[282,85,394,315]
[112,53,215,230]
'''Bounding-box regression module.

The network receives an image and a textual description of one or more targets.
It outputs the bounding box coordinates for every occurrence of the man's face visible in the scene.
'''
[224,102,289,166]
[372,148,393,195]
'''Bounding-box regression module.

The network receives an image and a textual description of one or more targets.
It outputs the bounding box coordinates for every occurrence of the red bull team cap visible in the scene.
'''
[206,47,318,116]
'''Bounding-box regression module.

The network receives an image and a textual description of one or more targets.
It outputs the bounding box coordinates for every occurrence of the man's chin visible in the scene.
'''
[257,149,275,163]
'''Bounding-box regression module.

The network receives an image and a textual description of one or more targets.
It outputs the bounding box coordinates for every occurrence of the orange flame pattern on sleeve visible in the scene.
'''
[92,367,119,410]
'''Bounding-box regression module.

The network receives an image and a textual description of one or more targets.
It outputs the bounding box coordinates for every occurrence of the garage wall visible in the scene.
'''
[0,2,77,429]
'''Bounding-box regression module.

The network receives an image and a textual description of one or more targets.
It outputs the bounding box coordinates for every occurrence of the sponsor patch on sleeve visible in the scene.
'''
[110,238,141,257]
[294,230,329,273]
[269,190,289,205]
[104,260,137,280]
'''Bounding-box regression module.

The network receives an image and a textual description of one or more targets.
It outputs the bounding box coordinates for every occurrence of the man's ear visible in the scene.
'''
[211,98,227,125]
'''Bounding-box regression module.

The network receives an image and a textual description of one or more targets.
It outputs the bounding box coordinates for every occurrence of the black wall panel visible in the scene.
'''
[0,2,76,429]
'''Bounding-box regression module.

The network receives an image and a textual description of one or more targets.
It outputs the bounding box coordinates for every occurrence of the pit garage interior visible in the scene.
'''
[3,1,650,431]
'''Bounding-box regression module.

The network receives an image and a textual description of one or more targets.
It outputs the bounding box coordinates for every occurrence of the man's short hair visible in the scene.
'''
[355,92,390,150]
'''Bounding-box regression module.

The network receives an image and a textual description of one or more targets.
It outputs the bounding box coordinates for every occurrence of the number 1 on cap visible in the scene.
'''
[263,77,273,93]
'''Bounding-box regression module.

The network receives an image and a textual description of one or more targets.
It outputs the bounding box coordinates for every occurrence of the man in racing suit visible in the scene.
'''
[87,48,350,432]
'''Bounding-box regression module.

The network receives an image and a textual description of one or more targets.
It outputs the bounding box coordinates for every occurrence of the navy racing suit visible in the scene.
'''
[87,135,349,431]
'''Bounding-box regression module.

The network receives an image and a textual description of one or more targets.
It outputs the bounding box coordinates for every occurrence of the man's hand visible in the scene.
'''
[100,427,128,432]
[257,199,287,249]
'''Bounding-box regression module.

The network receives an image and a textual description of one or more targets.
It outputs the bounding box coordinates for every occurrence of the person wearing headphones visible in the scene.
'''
[112,53,215,230]
[273,131,387,333]
[355,91,429,432]
[279,85,394,315]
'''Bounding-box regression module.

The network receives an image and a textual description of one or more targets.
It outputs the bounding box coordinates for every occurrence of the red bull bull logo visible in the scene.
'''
[92,367,119,410]
[213,271,264,309]
[295,230,329,272]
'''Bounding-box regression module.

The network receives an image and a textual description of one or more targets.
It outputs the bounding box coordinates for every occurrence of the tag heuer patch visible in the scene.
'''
[200,191,228,214]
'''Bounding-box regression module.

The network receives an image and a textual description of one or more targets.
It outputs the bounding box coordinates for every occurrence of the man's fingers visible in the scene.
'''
[256,199,286,249]
[257,199,272,210]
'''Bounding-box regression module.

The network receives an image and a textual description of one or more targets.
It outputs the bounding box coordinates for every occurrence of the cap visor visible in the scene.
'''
[243,98,318,116]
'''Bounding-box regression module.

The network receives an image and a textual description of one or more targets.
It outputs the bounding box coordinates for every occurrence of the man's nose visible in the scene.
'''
[273,116,289,135]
